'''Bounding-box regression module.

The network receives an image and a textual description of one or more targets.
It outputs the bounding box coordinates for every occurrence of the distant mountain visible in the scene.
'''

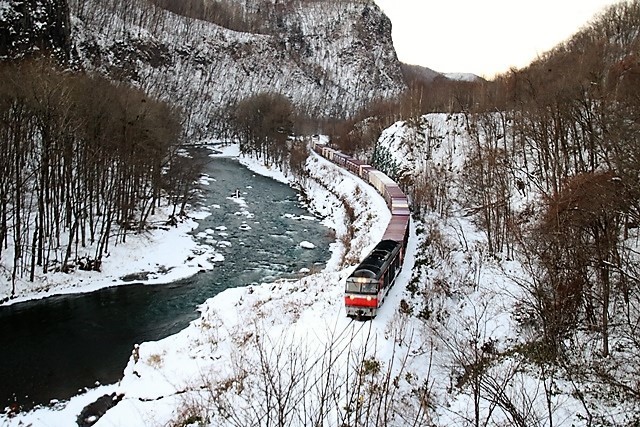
[401,63,483,85]
[400,63,442,82]
[442,72,483,82]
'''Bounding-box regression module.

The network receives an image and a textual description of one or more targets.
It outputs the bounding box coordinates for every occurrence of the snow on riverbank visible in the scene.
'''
[0,206,216,306]
[81,143,404,427]
[0,142,322,306]
[3,141,398,426]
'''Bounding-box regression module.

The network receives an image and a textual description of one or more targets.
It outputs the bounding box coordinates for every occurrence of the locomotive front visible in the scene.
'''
[344,240,402,318]
[345,271,380,318]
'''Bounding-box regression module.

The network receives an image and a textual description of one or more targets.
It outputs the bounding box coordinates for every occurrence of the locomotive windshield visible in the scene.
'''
[346,276,378,294]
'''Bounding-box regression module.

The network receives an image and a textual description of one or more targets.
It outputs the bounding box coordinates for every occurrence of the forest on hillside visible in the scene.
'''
[0,60,196,298]
[352,1,640,423]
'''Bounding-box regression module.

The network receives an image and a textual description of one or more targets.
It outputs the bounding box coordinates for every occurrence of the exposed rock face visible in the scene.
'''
[0,0,71,59]
[68,0,407,138]
[1,0,407,137]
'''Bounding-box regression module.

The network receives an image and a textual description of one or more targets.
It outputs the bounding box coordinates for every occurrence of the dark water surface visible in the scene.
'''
[0,153,331,411]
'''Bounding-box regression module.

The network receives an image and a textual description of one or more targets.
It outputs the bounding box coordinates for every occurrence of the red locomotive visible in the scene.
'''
[310,139,410,318]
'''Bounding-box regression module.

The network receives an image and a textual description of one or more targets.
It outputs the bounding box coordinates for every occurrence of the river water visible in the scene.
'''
[0,153,332,411]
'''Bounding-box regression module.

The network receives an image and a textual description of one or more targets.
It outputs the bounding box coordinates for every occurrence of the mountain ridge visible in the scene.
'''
[68,0,407,138]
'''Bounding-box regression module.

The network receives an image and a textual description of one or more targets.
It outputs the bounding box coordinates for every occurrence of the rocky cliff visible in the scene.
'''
[68,0,407,138]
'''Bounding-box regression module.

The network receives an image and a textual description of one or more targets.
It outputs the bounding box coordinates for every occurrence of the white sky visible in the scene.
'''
[374,0,624,78]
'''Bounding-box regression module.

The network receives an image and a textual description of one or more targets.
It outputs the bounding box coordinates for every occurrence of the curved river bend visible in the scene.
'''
[0,153,332,411]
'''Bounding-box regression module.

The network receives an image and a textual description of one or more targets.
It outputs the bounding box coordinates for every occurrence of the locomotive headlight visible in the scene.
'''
[366,296,372,301]
[349,295,355,300]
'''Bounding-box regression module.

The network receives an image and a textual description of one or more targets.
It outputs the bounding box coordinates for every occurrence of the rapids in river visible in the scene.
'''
[0,154,332,410]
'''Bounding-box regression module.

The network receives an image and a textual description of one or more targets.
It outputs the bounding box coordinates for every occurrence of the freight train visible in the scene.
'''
[310,139,410,318]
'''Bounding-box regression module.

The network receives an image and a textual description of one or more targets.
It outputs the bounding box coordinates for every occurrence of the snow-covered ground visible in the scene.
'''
[80,147,415,426]
[6,115,627,426]
[0,143,336,306]
[2,142,401,426]
[0,209,215,305]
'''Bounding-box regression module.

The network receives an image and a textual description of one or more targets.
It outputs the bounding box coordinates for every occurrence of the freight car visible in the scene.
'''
[310,139,410,318]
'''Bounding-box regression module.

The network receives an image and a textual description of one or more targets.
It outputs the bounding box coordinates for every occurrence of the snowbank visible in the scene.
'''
[0,206,215,306]
[4,142,401,426]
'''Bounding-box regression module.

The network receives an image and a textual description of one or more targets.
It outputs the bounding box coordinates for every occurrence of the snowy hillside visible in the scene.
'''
[6,114,639,426]
[0,0,71,59]
[69,0,406,139]
[443,72,482,82]
[375,113,640,426]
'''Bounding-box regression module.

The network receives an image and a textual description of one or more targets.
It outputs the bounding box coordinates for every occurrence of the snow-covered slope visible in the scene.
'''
[373,113,640,426]
[70,0,406,139]
[0,0,71,59]
[9,114,638,426]
[401,63,483,83]
[443,72,483,81]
